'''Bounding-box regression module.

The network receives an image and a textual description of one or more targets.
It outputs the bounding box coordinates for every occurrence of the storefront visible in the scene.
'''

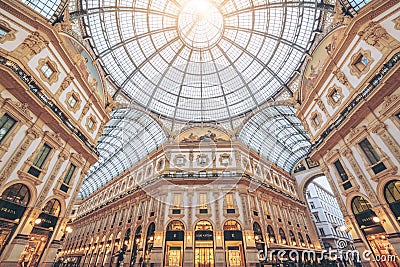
[130,226,142,266]
[164,220,185,267]
[143,222,155,266]
[0,183,31,256]
[384,180,400,220]
[194,220,214,267]
[223,220,245,267]
[352,196,398,267]
[253,222,265,260]
[20,199,61,267]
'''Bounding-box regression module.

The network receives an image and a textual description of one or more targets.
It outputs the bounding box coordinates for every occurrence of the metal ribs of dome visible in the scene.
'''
[80,0,322,122]
[238,105,311,172]
[79,109,167,198]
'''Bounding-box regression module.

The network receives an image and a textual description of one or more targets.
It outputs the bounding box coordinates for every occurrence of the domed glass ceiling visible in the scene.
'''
[239,105,311,172]
[81,0,322,121]
[79,109,167,198]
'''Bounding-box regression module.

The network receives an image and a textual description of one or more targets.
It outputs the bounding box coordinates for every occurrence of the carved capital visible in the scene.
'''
[55,74,74,98]
[358,22,399,53]
[26,127,42,139]
[333,69,350,88]
[358,22,389,47]
[14,32,48,60]
[370,122,387,134]
[314,97,329,118]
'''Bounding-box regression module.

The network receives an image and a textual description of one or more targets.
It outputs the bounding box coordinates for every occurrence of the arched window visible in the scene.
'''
[279,228,287,245]
[267,225,275,243]
[306,234,312,245]
[1,183,30,206]
[351,196,372,214]
[223,220,241,231]
[167,220,185,231]
[253,222,264,242]
[130,226,142,266]
[298,233,305,246]
[165,221,185,267]
[384,180,400,218]
[195,220,213,231]
[144,223,155,263]
[42,199,61,217]
[289,230,296,245]
[194,221,214,267]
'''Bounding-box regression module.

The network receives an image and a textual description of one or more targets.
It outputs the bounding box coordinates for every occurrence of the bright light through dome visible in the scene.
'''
[178,0,224,50]
[81,0,322,122]
[187,0,212,15]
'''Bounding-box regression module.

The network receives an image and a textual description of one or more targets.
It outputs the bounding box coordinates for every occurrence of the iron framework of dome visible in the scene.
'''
[239,105,311,172]
[79,109,167,198]
[18,0,66,21]
[80,0,323,122]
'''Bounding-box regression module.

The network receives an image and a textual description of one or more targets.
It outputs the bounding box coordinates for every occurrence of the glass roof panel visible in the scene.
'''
[81,0,321,122]
[78,109,167,198]
[19,0,62,19]
[239,106,311,172]
[346,0,371,11]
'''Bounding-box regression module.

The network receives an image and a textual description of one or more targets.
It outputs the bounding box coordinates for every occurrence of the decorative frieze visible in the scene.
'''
[314,97,330,118]
[13,31,48,61]
[358,22,399,53]
[55,74,74,98]
[333,68,351,88]
[0,19,16,44]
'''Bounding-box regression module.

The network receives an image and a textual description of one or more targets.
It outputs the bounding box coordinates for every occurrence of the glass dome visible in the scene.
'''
[81,0,322,122]
[79,109,167,198]
[239,105,311,172]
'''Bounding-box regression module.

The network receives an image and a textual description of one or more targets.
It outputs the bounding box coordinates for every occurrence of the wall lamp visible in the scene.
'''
[30,218,42,226]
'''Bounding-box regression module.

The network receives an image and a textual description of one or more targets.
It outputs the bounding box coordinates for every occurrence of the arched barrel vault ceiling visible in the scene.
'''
[79,0,323,122]
[238,105,311,172]
[78,109,167,198]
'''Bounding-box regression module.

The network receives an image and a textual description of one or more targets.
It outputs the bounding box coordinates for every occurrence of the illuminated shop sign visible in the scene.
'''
[0,200,26,221]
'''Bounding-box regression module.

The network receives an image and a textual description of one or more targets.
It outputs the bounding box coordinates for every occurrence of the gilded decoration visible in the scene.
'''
[36,57,60,85]
[358,21,398,52]
[348,49,374,78]
[341,147,379,205]
[310,111,322,130]
[0,127,41,186]
[326,85,344,108]
[177,127,230,143]
[36,151,68,207]
[173,155,187,167]
[332,68,351,88]
[393,16,400,30]
[196,154,210,166]
[0,20,16,44]
[13,31,48,60]
[0,98,33,159]
[55,74,74,98]
[219,153,231,166]
[65,90,82,113]
[314,98,329,118]
[302,28,345,102]
[85,114,97,134]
